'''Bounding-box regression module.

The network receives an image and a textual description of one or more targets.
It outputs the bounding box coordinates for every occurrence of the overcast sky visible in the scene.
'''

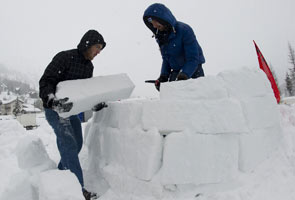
[1,0,295,97]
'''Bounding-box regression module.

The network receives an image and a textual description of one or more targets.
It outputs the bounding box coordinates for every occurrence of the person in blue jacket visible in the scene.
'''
[143,3,205,91]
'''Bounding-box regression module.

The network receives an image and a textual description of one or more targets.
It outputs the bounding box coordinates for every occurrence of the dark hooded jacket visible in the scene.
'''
[143,3,205,79]
[39,30,106,108]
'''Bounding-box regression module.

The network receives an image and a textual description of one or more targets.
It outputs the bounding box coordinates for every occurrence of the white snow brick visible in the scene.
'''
[240,95,280,130]
[55,73,135,118]
[239,126,282,172]
[218,67,274,99]
[15,135,55,170]
[102,165,163,199]
[93,99,145,129]
[142,99,248,134]
[38,170,84,200]
[160,76,228,101]
[101,127,163,181]
[160,131,239,185]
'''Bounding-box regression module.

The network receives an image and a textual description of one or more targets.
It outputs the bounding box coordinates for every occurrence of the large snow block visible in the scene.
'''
[100,127,163,181]
[160,131,239,185]
[92,99,145,129]
[102,165,163,198]
[160,76,228,101]
[239,126,282,172]
[55,73,135,118]
[142,99,248,134]
[218,67,274,99]
[39,170,84,200]
[240,95,280,130]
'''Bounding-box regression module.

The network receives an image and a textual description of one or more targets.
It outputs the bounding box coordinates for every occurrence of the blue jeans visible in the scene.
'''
[45,108,84,187]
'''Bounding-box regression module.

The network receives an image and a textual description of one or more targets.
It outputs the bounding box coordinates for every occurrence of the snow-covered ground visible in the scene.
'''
[1,67,295,200]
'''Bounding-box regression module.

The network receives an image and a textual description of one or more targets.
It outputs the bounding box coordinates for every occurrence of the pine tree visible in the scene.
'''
[285,72,293,96]
[13,97,22,116]
[288,43,295,91]
[269,64,282,95]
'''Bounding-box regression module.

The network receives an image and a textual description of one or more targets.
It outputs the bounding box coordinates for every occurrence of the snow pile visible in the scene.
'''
[85,67,282,198]
[0,119,25,196]
[0,135,84,200]
[15,135,56,172]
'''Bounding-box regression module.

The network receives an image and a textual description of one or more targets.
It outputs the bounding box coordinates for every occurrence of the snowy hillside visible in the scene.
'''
[1,67,295,200]
[0,64,37,90]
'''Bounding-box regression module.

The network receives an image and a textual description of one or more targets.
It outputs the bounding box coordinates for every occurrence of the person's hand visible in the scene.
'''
[46,93,55,108]
[155,75,168,91]
[177,72,188,81]
[92,102,108,112]
[155,80,161,91]
[52,97,73,113]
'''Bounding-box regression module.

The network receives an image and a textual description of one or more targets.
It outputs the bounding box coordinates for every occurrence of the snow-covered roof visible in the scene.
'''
[0,92,24,105]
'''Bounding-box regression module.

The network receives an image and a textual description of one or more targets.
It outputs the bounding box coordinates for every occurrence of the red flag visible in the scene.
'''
[253,40,280,103]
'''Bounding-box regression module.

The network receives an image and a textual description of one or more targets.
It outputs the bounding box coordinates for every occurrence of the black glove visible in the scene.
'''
[155,75,168,91]
[52,97,73,113]
[92,102,108,112]
[177,72,189,81]
[46,93,55,108]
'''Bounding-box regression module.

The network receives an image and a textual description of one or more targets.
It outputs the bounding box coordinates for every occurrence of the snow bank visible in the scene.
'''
[0,134,84,200]
[0,172,36,200]
[84,67,282,197]
[1,135,55,200]
[0,119,26,196]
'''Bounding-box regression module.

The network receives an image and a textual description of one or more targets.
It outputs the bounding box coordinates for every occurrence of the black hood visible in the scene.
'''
[77,30,106,53]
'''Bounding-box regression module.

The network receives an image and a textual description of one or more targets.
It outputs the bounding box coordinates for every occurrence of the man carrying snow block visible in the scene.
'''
[143,3,206,91]
[39,29,107,200]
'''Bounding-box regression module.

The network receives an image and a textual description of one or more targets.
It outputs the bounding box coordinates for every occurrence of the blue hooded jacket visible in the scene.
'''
[143,3,205,78]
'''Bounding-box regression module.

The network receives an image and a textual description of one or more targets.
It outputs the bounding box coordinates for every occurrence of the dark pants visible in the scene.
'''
[45,108,84,187]
[191,64,205,79]
[169,64,205,81]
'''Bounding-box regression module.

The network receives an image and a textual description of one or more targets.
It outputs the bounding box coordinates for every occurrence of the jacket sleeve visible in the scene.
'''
[181,26,202,78]
[39,52,68,101]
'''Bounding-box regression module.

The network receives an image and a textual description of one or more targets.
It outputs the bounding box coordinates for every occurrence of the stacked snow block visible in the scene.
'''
[142,98,248,134]
[85,67,282,195]
[218,68,281,171]
[85,100,164,182]
[160,131,239,185]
